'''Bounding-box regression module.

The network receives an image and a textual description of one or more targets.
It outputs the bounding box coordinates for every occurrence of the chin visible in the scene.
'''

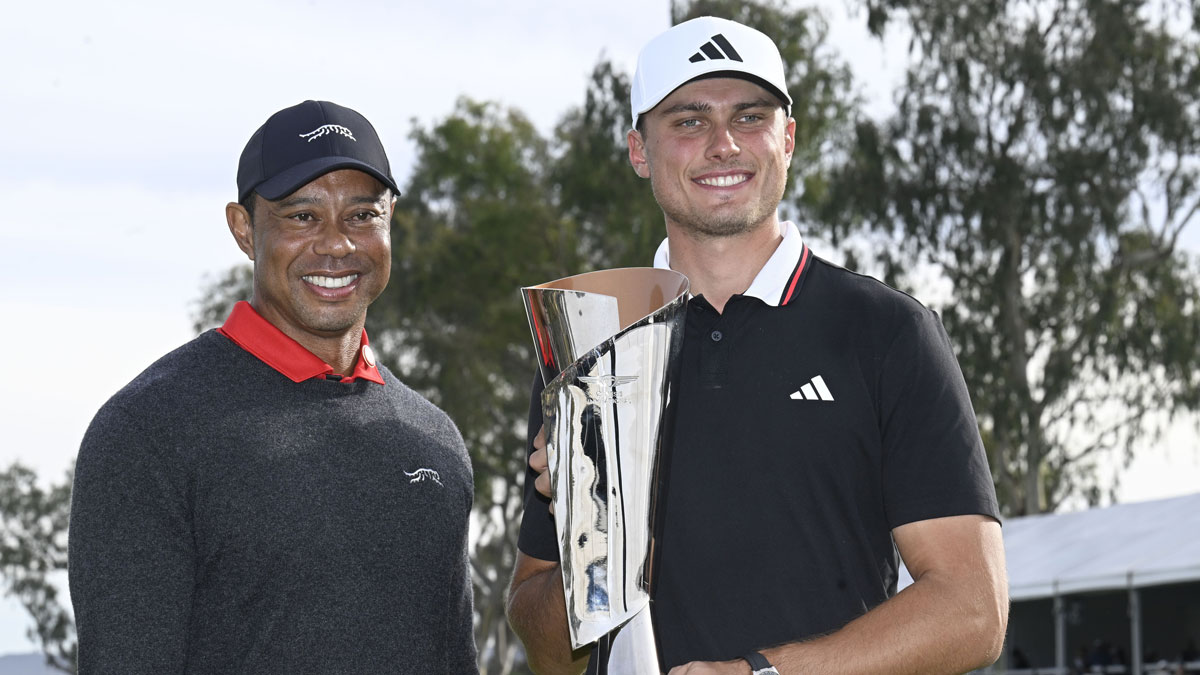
[298,308,366,334]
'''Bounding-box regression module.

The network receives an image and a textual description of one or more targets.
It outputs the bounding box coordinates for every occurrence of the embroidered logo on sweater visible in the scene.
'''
[405,468,443,486]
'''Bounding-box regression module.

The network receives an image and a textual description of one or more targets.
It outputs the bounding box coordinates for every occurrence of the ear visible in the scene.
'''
[783,116,796,161]
[226,202,255,261]
[627,128,651,179]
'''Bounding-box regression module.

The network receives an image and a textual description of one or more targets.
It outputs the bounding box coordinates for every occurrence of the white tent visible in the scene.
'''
[898,492,1200,595]
[1004,492,1200,600]
[898,492,1200,674]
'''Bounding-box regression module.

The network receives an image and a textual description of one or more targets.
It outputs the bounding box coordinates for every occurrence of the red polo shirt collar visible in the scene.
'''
[217,301,385,385]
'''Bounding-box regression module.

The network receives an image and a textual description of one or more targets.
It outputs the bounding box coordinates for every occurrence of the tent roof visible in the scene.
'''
[1003,491,1200,601]
[899,492,1200,601]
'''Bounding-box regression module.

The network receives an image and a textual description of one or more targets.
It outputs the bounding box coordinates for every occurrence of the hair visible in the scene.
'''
[240,192,258,225]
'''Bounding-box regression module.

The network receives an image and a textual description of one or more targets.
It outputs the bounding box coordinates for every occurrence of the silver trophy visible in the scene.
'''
[522,268,689,674]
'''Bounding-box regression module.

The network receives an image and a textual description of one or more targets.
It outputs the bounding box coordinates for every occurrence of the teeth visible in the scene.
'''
[304,274,358,289]
[696,174,750,187]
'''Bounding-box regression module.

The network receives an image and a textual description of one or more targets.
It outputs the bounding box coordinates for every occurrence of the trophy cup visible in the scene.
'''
[522,268,689,674]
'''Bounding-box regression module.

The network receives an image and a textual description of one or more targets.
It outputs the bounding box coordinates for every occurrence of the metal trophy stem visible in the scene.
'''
[522,268,689,674]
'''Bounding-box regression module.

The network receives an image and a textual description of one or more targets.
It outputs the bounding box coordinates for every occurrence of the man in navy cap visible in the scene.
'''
[69,101,477,673]
[507,18,1008,675]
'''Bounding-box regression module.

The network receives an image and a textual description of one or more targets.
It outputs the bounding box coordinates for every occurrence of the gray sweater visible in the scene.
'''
[69,330,476,673]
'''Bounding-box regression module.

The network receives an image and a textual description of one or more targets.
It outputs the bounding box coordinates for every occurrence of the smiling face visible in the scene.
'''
[225,169,394,351]
[628,77,795,240]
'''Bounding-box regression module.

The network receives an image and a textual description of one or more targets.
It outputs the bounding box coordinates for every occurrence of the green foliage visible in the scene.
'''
[191,264,252,334]
[825,0,1200,514]
[0,463,76,673]
[375,96,573,675]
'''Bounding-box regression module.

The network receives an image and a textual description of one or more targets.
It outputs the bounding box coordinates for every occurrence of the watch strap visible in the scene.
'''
[743,651,780,675]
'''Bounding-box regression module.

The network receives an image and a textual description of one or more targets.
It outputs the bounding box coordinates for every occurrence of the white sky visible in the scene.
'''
[0,0,1196,657]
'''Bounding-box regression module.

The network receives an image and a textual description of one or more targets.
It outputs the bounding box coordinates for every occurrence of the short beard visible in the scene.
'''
[650,174,785,241]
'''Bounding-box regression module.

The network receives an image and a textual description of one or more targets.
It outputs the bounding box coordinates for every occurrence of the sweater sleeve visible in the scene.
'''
[444,528,479,674]
[516,370,560,561]
[69,402,195,674]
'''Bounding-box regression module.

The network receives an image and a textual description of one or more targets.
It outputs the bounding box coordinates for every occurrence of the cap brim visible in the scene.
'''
[636,70,792,126]
[249,157,401,201]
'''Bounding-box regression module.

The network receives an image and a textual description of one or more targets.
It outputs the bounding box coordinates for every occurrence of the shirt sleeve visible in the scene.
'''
[69,402,194,674]
[878,308,1001,528]
[516,370,561,562]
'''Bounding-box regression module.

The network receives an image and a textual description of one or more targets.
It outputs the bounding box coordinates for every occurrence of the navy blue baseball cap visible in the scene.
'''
[236,100,400,202]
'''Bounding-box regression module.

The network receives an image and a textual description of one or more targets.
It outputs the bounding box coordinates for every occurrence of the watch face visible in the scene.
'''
[752,668,780,675]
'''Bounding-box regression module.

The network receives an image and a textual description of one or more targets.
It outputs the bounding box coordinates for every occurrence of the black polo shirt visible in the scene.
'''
[517,223,999,668]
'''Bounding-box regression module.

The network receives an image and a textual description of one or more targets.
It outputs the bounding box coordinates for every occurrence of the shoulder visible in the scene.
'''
[376,367,453,421]
[377,367,471,451]
[83,331,247,446]
[806,255,932,320]
[98,331,240,412]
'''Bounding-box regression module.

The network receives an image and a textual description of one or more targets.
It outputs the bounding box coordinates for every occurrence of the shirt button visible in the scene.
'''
[711,330,723,342]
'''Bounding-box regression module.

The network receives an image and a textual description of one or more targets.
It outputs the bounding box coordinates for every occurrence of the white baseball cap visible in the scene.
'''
[630,16,793,130]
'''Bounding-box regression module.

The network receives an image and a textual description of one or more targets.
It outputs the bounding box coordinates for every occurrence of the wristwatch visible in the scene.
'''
[743,651,780,675]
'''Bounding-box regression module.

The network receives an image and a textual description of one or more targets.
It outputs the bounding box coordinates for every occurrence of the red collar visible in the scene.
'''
[217,301,385,385]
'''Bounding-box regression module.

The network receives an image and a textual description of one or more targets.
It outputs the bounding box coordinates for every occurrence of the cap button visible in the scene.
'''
[361,344,377,368]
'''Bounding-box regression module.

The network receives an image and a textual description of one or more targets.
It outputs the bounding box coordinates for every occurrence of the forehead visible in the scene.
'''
[654,76,781,113]
[283,169,390,202]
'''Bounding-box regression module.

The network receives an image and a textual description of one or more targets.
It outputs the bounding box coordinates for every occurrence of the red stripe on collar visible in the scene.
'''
[779,244,812,306]
[217,301,385,385]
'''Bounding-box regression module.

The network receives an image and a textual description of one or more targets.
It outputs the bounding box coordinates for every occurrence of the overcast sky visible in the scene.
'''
[2,0,1197,657]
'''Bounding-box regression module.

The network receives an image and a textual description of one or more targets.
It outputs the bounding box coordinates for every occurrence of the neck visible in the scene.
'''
[251,302,366,376]
[307,330,364,376]
[665,217,784,313]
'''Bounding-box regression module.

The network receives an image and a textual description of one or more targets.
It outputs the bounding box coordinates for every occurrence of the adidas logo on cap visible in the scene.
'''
[631,16,793,129]
[689,33,743,63]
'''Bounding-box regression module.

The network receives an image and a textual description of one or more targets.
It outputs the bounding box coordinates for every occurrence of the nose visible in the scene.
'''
[313,221,355,258]
[706,123,740,162]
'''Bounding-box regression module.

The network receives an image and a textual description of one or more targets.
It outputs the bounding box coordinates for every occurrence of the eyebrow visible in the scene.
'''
[658,98,779,116]
[660,101,713,116]
[274,194,389,209]
[735,98,779,111]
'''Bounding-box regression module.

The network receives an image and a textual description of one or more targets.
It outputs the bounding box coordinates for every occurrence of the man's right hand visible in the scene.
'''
[530,424,554,513]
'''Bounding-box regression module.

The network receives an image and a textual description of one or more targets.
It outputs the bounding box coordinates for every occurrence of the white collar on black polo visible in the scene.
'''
[652,220,805,307]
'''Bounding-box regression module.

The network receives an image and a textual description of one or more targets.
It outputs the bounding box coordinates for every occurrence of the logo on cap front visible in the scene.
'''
[299,124,357,142]
[689,33,743,63]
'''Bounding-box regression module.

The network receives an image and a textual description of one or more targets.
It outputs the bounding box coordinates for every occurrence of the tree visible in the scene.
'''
[0,463,76,673]
[824,0,1200,514]
[370,98,589,673]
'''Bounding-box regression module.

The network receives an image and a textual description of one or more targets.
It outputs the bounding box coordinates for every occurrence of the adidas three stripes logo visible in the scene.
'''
[790,375,835,402]
[689,33,743,63]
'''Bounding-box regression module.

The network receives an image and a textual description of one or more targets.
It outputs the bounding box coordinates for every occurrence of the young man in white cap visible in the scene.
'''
[507,18,1008,675]
[69,101,477,673]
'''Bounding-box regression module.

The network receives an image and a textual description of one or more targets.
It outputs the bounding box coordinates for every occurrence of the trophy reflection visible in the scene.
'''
[522,268,689,674]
